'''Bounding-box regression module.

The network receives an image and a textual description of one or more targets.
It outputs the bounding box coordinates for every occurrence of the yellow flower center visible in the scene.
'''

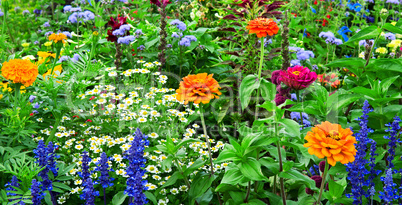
[292,71,300,75]
[327,130,340,140]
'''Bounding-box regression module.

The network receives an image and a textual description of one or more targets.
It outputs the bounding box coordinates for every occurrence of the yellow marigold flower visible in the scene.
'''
[22,43,30,48]
[44,41,52,47]
[375,47,388,54]
[176,73,221,104]
[43,65,63,78]
[1,59,38,87]
[93,31,99,36]
[48,33,67,43]
[37,51,56,59]
[0,82,12,92]
[304,121,357,166]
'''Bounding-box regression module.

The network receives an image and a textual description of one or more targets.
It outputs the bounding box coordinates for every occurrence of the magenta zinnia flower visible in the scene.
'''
[279,66,317,90]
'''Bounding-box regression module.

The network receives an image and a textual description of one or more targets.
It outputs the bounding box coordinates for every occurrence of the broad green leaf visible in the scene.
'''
[326,58,365,69]
[144,192,157,204]
[221,168,249,185]
[184,158,205,176]
[188,173,216,204]
[329,180,345,201]
[260,79,276,102]
[216,101,231,123]
[278,118,300,138]
[366,58,402,73]
[380,75,400,95]
[112,191,127,205]
[279,169,316,189]
[345,26,381,45]
[238,158,267,181]
[161,171,182,188]
[53,182,71,191]
[383,23,402,35]
[329,94,362,113]
[215,145,241,163]
[240,74,260,110]
[144,37,159,48]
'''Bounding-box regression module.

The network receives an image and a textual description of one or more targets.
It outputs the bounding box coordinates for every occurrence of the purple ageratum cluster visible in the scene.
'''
[0,9,3,17]
[72,54,81,63]
[257,38,272,47]
[296,50,315,61]
[359,39,374,47]
[290,112,311,128]
[124,128,149,205]
[384,116,401,168]
[379,168,399,203]
[112,24,131,36]
[43,22,50,27]
[22,10,30,15]
[81,178,99,205]
[62,31,72,38]
[63,5,82,13]
[137,45,145,51]
[45,31,53,37]
[345,100,375,204]
[68,10,95,23]
[95,152,114,188]
[117,35,135,45]
[170,19,186,31]
[179,35,197,47]
[319,31,343,45]
[135,29,143,36]
[386,0,400,4]
[384,33,396,40]
[172,32,181,38]
[31,179,44,205]
[78,151,92,188]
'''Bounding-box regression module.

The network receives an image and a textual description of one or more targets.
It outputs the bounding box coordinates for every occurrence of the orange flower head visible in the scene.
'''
[176,73,221,104]
[246,18,279,38]
[303,121,357,166]
[48,33,67,43]
[43,65,63,78]
[1,59,38,87]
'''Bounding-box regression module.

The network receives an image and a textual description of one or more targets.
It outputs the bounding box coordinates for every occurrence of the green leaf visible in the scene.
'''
[345,26,381,45]
[240,75,259,110]
[258,101,276,112]
[215,145,240,163]
[161,171,182,188]
[278,118,300,138]
[366,58,402,73]
[144,192,157,204]
[383,23,402,35]
[329,180,345,201]
[329,94,362,113]
[184,158,205,176]
[259,79,276,102]
[380,75,400,95]
[188,173,216,204]
[243,199,266,205]
[112,191,127,205]
[279,169,316,189]
[144,37,159,49]
[53,182,71,191]
[217,101,231,123]
[260,157,280,174]
[238,158,267,181]
[326,58,365,69]
[221,167,249,185]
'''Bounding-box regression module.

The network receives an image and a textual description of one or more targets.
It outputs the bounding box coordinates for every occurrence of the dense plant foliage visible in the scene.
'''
[1,0,402,204]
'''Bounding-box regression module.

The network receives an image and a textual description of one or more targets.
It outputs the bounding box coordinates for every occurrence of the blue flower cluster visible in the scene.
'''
[290,112,311,128]
[34,140,58,192]
[170,19,186,31]
[379,168,399,202]
[179,35,197,47]
[95,152,114,188]
[124,128,149,205]
[112,24,131,36]
[78,151,92,188]
[319,31,343,45]
[346,100,376,204]
[384,116,401,169]
[68,10,95,24]
[81,178,99,205]
[31,179,45,205]
[63,5,82,13]
[117,36,135,45]
[5,175,25,204]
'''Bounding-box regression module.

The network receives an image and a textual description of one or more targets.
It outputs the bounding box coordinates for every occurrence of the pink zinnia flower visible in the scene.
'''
[279,66,317,90]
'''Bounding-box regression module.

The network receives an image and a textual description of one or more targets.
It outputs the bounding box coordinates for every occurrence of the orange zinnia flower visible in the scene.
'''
[246,18,279,38]
[303,121,357,166]
[176,73,221,104]
[1,59,38,87]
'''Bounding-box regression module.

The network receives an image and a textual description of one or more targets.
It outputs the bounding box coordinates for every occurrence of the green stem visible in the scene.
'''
[50,48,61,77]
[254,39,265,121]
[174,159,191,188]
[244,181,251,203]
[14,83,21,107]
[46,117,61,144]
[200,104,214,175]
[275,123,286,205]
[317,160,329,204]
[296,90,303,127]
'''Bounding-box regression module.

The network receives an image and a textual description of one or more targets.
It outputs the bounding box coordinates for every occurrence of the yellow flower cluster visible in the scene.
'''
[1,59,38,87]
[44,41,52,47]
[37,51,56,64]
[43,65,63,78]
[387,39,402,50]
[375,47,388,54]
[49,33,67,43]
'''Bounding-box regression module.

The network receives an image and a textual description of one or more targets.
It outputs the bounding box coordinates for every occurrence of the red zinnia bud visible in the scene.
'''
[89,96,95,100]
[30,113,34,116]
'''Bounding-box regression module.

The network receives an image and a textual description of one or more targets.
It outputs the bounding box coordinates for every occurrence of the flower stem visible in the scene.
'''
[244,181,251,203]
[14,83,21,107]
[50,47,61,77]
[317,160,329,204]
[275,123,286,205]
[174,159,191,188]
[199,104,214,175]
[254,39,265,121]
[296,90,303,127]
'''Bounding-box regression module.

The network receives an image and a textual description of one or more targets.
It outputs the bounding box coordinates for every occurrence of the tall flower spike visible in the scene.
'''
[124,128,149,205]
[33,140,52,192]
[379,168,399,203]
[81,178,99,205]
[345,100,373,204]
[78,151,91,189]
[385,116,401,169]
[31,179,45,205]
[96,152,114,188]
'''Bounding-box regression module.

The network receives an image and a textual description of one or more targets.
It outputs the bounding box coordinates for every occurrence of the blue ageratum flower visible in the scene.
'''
[124,128,149,205]
[31,179,45,205]
[95,152,114,188]
[346,100,374,204]
[170,19,186,31]
[78,151,92,188]
[81,178,99,205]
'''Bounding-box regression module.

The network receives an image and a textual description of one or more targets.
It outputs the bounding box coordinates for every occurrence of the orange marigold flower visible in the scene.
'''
[303,121,357,166]
[1,59,38,87]
[48,33,67,43]
[37,51,56,59]
[246,18,279,38]
[176,73,221,104]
